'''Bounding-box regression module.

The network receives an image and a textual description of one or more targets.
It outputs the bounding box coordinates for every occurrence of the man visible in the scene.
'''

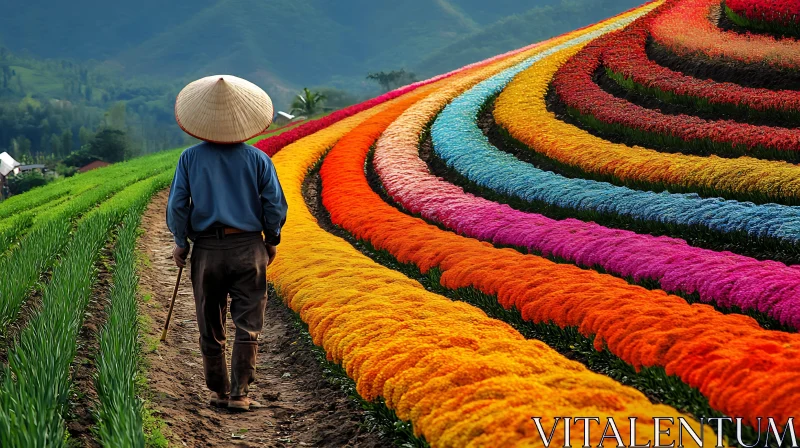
[167,75,288,412]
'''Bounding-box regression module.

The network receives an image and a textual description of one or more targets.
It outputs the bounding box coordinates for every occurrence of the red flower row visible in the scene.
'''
[603,1,800,119]
[649,0,800,70]
[727,0,800,28]
[552,29,800,156]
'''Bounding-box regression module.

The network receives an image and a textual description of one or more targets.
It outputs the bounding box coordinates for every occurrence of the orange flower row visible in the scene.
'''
[320,72,800,435]
[267,36,716,447]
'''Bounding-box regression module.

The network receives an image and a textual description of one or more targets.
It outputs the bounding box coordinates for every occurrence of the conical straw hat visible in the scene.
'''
[175,75,274,144]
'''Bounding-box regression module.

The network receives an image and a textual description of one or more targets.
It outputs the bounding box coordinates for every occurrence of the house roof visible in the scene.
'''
[277,111,295,120]
[19,164,46,171]
[78,160,111,173]
[0,152,20,177]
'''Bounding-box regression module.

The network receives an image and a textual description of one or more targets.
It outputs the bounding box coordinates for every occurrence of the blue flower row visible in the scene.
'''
[431,39,800,244]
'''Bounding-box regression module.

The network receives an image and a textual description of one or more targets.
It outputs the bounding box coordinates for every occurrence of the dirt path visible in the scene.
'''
[137,190,390,448]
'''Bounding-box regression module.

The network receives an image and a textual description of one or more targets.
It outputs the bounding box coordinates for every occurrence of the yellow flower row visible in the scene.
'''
[267,21,714,448]
[494,42,800,204]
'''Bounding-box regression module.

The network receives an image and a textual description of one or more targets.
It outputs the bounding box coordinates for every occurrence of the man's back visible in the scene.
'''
[167,141,287,249]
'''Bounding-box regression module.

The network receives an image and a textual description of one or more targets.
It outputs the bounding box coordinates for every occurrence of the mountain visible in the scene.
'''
[414,0,644,77]
[1,0,641,100]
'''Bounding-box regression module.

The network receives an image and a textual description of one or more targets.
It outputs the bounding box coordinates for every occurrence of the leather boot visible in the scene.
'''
[202,354,230,395]
[230,341,258,397]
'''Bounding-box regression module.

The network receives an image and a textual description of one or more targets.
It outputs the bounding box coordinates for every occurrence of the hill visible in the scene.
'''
[414,0,643,76]
[1,0,643,94]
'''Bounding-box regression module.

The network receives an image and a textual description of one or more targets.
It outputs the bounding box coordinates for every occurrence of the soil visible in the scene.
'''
[137,190,391,448]
[65,244,114,447]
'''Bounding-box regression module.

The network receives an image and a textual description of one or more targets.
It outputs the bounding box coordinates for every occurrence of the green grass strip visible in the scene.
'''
[0,214,34,255]
[0,183,71,221]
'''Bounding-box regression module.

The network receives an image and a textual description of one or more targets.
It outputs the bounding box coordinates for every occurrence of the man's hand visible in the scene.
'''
[265,244,277,266]
[173,244,189,268]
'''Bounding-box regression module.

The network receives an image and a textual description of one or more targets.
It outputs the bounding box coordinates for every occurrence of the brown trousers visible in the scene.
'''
[190,233,268,398]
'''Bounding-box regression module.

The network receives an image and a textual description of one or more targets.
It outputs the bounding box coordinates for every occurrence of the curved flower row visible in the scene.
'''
[375,69,800,330]
[435,41,800,256]
[267,66,714,447]
[726,0,800,36]
[604,3,800,122]
[320,64,800,434]
[650,0,800,70]
[494,38,800,207]
[554,30,800,161]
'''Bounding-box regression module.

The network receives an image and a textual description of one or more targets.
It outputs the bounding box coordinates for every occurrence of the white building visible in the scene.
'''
[274,111,296,126]
[0,152,20,188]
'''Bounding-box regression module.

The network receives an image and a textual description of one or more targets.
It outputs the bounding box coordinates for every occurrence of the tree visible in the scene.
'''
[290,88,327,117]
[7,171,48,195]
[88,129,127,163]
[366,69,417,92]
[62,149,98,168]
[315,87,360,110]
[78,126,94,148]
[0,47,13,91]
[104,101,126,129]
[50,134,63,157]
[61,129,73,155]
[11,136,32,160]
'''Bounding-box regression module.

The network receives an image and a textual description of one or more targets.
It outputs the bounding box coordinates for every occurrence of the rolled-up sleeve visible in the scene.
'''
[167,151,192,249]
[259,156,288,246]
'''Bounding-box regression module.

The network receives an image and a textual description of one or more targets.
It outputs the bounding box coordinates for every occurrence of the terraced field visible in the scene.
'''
[0,0,798,446]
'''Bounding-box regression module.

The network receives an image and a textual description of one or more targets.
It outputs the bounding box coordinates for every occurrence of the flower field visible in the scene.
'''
[725,0,800,37]
[2,0,800,445]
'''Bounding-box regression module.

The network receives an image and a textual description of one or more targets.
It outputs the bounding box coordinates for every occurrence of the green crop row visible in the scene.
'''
[0,209,114,446]
[94,172,173,447]
[0,156,178,332]
[0,168,173,446]
[0,218,71,331]
[0,182,72,221]
[0,149,181,249]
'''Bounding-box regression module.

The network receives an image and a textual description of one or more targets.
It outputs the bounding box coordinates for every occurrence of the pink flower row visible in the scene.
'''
[373,119,800,331]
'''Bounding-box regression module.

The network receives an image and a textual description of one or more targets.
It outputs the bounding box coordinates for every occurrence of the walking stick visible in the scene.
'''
[160,267,184,342]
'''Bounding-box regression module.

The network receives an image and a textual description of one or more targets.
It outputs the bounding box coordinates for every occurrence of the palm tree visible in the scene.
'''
[290,88,327,117]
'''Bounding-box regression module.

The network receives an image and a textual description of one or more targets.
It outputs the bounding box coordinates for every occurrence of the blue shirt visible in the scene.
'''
[167,142,288,249]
